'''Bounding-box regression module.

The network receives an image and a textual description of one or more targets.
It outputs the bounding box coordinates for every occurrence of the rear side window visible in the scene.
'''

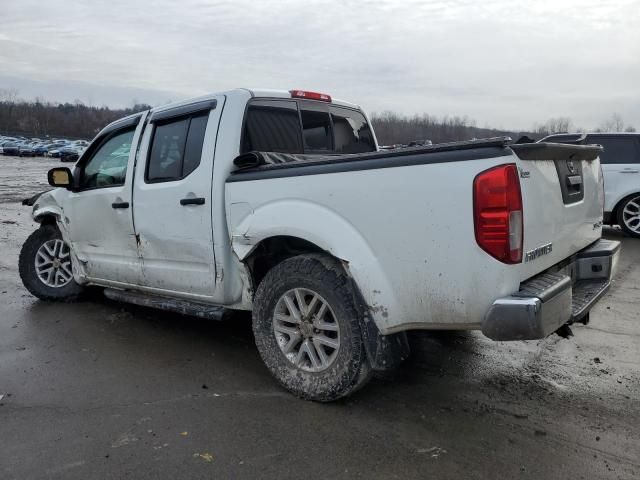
[183,114,208,177]
[242,100,302,154]
[586,136,640,165]
[147,113,209,182]
[330,107,376,153]
[300,105,332,152]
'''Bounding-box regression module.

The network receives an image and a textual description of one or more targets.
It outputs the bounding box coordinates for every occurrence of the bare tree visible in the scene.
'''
[0,88,19,103]
[598,113,626,132]
[532,117,575,136]
[370,111,535,146]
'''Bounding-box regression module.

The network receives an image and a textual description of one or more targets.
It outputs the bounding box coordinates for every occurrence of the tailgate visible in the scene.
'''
[510,142,604,281]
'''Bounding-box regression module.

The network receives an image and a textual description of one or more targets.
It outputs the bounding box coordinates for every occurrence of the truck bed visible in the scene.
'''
[229,137,514,178]
[226,137,604,334]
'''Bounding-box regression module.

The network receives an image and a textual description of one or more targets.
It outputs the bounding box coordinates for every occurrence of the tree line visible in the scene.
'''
[370,111,637,146]
[369,111,531,146]
[0,88,150,140]
[0,88,636,144]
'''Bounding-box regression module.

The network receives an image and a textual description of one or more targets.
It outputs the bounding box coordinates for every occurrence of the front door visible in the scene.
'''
[64,115,146,284]
[132,98,223,299]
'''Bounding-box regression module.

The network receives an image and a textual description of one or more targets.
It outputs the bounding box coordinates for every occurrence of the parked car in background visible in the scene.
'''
[541,133,640,238]
[33,144,49,156]
[0,136,91,157]
[49,147,65,158]
[2,142,20,156]
[1,137,18,152]
[59,146,80,162]
[19,144,36,157]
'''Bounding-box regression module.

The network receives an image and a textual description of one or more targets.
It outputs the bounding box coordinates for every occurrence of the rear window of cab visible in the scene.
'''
[241,99,375,155]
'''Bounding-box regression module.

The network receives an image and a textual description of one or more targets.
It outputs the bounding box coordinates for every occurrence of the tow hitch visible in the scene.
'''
[556,312,591,339]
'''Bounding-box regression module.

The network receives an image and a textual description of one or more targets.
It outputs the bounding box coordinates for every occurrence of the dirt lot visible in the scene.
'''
[0,155,639,479]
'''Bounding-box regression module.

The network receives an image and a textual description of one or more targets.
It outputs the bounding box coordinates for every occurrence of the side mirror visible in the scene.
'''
[47,167,73,189]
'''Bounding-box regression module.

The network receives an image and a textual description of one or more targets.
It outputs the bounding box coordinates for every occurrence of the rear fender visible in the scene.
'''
[230,199,400,332]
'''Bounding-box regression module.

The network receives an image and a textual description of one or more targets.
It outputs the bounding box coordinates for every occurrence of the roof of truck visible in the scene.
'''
[97,89,364,137]
[150,88,361,115]
[246,88,360,109]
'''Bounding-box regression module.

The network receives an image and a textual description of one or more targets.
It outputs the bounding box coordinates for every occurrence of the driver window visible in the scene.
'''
[80,128,136,189]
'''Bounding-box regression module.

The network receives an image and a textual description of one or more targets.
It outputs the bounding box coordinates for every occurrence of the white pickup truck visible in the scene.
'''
[20,88,620,401]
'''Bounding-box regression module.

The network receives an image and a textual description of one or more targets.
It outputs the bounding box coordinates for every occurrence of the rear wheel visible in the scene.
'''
[617,194,640,238]
[19,225,84,301]
[252,254,371,401]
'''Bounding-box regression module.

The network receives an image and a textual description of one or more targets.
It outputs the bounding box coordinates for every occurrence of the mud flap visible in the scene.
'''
[361,316,410,371]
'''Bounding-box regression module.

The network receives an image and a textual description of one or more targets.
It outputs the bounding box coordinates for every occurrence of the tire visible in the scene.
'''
[616,194,640,238]
[19,225,84,301]
[252,254,372,401]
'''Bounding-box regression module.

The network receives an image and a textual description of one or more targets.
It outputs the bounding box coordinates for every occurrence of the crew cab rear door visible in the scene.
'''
[132,97,223,299]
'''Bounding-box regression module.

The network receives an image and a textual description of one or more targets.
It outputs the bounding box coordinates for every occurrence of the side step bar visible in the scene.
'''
[103,288,226,321]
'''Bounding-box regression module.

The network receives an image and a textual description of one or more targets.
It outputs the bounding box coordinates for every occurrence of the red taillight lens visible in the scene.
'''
[289,90,332,102]
[473,163,523,264]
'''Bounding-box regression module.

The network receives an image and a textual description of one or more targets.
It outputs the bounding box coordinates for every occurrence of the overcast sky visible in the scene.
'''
[1,0,639,130]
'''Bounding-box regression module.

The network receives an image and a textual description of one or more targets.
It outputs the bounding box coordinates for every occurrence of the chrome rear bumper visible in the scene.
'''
[482,239,620,341]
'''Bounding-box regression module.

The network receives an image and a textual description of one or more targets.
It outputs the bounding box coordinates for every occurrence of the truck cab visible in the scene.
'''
[29,89,377,303]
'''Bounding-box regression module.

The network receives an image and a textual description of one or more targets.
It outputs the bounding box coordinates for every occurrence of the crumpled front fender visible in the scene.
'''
[29,189,88,284]
[32,190,64,225]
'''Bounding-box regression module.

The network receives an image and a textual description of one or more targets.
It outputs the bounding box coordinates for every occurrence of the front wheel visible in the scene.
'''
[617,194,640,238]
[19,225,84,301]
[252,254,371,401]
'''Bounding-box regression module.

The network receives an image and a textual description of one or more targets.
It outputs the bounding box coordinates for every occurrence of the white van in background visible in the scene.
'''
[541,133,640,238]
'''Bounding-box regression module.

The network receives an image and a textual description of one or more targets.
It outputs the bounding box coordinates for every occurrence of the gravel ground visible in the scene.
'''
[0,155,638,479]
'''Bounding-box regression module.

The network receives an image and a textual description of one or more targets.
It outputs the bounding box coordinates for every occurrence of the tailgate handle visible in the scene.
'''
[566,175,582,187]
[180,197,205,206]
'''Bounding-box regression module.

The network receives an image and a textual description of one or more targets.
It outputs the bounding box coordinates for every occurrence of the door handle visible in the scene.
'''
[180,197,205,206]
[621,169,639,173]
[111,201,130,209]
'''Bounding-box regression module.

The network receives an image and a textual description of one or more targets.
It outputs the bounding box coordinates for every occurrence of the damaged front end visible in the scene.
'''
[23,189,88,285]
[22,190,51,207]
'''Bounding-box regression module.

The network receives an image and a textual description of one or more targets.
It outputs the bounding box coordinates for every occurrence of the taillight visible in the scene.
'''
[473,163,523,264]
[289,90,332,102]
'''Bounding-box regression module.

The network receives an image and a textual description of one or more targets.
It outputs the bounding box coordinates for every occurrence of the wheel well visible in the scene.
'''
[244,236,325,291]
[36,214,57,226]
